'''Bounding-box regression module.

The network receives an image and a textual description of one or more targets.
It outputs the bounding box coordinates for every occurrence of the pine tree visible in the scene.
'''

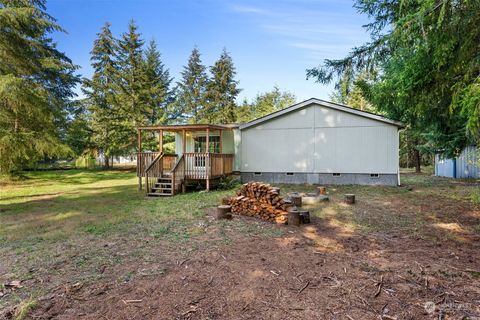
[176,47,208,123]
[141,39,174,151]
[236,86,296,122]
[143,40,173,125]
[0,0,79,173]
[82,22,121,168]
[116,20,149,151]
[204,49,241,124]
[307,0,480,157]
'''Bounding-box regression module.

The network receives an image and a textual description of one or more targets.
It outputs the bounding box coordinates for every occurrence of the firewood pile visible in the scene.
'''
[225,182,293,224]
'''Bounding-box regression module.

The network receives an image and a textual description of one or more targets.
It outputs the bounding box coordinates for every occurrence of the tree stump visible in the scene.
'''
[290,194,302,207]
[288,210,301,226]
[317,186,327,195]
[344,194,355,204]
[298,210,310,224]
[216,205,233,219]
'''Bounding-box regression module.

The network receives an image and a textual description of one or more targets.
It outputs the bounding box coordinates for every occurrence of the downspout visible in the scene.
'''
[397,128,402,186]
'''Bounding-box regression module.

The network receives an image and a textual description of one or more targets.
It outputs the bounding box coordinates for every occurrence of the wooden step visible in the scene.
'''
[152,187,172,192]
[147,192,173,197]
[155,182,172,187]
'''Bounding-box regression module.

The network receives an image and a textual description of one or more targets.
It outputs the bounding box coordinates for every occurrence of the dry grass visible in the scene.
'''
[1,169,479,318]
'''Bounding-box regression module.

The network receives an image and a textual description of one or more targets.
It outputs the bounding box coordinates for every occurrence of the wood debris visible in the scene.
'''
[226,182,292,223]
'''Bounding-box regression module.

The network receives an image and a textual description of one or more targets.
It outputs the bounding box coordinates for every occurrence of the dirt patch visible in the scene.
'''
[30,220,480,320]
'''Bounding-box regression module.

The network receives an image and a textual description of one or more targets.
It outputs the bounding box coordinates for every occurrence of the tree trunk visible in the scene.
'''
[104,155,110,169]
[413,148,421,173]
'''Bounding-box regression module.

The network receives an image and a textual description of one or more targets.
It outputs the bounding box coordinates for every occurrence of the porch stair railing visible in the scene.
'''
[145,153,166,196]
[171,154,185,195]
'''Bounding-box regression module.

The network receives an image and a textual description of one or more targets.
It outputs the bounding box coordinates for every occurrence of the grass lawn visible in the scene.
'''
[1,169,479,319]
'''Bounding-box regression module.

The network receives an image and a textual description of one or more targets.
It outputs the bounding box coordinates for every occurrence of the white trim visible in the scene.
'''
[239,98,404,130]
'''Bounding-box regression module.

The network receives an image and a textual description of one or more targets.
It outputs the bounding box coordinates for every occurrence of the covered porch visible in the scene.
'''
[136,124,236,196]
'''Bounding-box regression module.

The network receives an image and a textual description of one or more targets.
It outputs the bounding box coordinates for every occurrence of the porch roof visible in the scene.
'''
[138,123,238,132]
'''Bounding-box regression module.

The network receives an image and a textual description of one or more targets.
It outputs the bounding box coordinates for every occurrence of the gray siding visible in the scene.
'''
[240,103,400,177]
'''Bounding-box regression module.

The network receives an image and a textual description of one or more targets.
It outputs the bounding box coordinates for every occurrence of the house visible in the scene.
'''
[136,98,404,196]
[435,146,479,179]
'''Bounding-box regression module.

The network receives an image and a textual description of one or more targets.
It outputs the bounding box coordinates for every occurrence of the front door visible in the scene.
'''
[193,135,220,173]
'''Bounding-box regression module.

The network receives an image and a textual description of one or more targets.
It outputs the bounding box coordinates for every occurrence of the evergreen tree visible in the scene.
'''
[116,20,148,151]
[329,72,375,113]
[143,39,173,125]
[0,0,79,173]
[203,49,241,124]
[65,100,94,157]
[237,86,296,122]
[82,22,121,168]
[142,39,174,151]
[307,0,480,158]
[176,47,208,123]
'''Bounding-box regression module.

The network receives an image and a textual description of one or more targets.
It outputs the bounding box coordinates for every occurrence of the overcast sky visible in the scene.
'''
[48,0,370,102]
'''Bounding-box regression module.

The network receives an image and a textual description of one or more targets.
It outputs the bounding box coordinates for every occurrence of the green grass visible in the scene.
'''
[0,169,283,301]
[1,169,479,316]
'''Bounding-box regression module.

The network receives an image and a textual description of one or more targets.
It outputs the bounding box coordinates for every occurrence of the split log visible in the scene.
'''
[228,182,289,224]
[317,186,327,195]
[345,194,355,204]
[221,197,232,205]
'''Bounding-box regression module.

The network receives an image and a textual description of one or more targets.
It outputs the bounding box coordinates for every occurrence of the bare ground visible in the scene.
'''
[1,172,480,319]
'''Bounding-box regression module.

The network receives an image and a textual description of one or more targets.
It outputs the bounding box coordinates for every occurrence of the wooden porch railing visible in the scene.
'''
[162,154,177,171]
[145,153,164,195]
[137,152,161,177]
[183,153,234,179]
[137,152,177,177]
[210,153,234,177]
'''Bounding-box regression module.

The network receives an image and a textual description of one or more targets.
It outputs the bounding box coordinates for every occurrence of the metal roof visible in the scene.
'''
[239,98,405,130]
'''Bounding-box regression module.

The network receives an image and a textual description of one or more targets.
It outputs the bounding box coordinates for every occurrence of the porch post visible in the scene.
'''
[219,129,223,153]
[219,129,224,174]
[159,129,163,154]
[182,129,186,154]
[206,127,210,191]
[138,129,142,190]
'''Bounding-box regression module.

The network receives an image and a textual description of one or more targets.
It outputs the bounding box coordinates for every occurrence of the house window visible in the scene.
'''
[286,172,294,176]
[332,173,341,177]
[370,173,380,178]
[193,136,220,153]
[254,172,262,176]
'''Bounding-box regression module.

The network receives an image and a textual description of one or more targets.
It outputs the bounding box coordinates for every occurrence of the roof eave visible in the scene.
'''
[239,98,405,130]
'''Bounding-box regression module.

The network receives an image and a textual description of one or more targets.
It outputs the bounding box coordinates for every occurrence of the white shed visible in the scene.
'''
[239,98,404,185]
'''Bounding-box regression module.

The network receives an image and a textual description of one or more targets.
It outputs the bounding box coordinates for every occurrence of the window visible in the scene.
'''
[332,173,341,177]
[254,172,262,176]
[370,173,380,178]
[286,172,294,176]
[193,136,220,153]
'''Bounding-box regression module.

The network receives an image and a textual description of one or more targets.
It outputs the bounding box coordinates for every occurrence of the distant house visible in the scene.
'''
[435,146,479,179]
[136,98,404,196]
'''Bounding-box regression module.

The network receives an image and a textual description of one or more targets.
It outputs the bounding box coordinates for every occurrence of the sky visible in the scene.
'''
[47,0,371,102]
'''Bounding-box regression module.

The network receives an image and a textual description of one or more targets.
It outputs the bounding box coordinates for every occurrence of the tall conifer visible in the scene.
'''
[204,49,241,124]
[0,0,79,173]
[176,47,208,123]
[82,22,120,167]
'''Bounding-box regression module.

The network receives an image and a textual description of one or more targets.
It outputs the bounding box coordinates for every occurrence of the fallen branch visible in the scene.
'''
[374,275,384,298]
[298,281,310,294]
[122,299,142,304]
